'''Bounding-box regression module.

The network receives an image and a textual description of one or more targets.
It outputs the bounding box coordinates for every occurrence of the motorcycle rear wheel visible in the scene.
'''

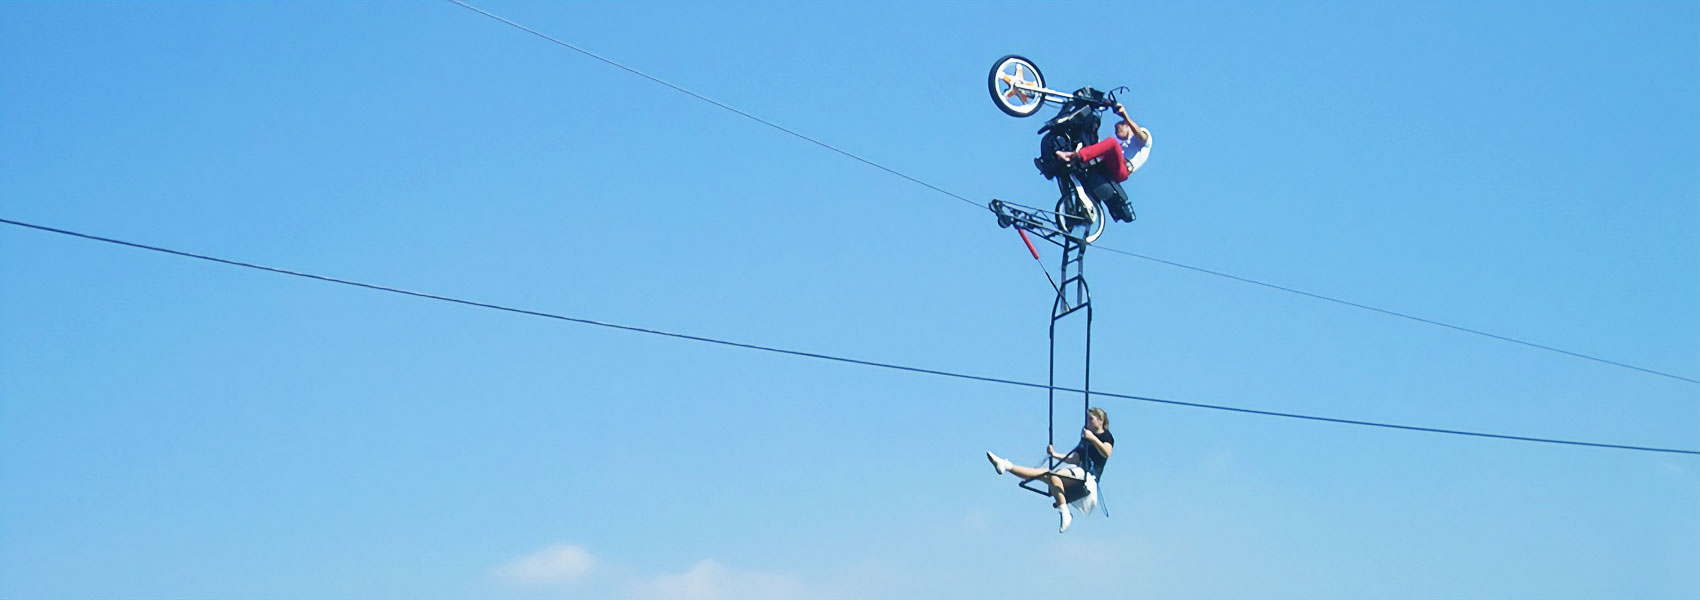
[1055,181,1105,244]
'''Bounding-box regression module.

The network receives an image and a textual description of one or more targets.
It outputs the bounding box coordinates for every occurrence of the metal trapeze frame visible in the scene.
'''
[989,200,1093,498]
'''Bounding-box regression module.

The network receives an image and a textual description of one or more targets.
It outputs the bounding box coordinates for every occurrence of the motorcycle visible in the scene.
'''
[988,55,1135,244]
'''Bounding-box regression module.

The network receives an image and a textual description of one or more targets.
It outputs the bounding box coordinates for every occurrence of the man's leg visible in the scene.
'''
[1074,137,1124,165]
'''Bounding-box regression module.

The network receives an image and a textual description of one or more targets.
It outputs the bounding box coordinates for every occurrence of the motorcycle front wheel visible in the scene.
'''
[989,55,1046,118]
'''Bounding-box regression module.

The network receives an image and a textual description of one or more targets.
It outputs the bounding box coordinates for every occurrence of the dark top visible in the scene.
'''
[1072,429,1115,478]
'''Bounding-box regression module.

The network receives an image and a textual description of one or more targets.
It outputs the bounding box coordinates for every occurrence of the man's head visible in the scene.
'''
[1115,120,1135,141]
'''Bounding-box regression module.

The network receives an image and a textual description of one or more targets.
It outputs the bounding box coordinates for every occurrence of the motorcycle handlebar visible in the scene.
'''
[1105,85,1129,108]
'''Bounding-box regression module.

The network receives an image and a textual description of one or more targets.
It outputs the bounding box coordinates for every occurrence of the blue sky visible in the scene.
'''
[2,1,1696,598]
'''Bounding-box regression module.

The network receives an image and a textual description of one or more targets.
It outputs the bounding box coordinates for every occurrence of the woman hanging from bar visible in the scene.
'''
[985,407,1114,532]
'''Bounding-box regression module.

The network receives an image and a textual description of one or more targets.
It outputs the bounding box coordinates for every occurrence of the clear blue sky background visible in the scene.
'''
[2,1,1696,598]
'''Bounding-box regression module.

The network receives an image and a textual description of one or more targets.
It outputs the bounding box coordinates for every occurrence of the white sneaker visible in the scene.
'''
[985,451,1010,475]
[1058,505,1073,533]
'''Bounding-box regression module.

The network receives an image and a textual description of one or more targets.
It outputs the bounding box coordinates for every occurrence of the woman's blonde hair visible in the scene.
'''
[1088,407,1109,429]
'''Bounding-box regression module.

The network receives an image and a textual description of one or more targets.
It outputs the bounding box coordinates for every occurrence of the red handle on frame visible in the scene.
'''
[1016,228,1041,261]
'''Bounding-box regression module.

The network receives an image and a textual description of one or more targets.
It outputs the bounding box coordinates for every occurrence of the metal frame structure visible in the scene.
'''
[989,199,1099,247]
[989,200,1094,498]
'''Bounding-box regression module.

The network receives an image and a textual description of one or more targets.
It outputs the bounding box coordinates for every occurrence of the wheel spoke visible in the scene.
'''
[993,59,1042,114]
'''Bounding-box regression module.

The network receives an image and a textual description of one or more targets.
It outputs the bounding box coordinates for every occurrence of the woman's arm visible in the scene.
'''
[1084,429,1113,459]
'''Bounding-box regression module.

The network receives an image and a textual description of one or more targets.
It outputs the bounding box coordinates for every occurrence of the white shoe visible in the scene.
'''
[986,451,1010,475]
[1058,505,1073,533]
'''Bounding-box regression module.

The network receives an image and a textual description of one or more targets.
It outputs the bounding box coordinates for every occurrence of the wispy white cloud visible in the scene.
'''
[493,543,598,587]
[494,542,886,599]
[622,559,809,600]
[1204,449,1237,470]
[959,507,992,532]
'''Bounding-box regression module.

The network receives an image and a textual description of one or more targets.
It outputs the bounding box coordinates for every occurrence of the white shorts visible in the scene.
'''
[1048,463,1087,480]
[1045,463,1099,515]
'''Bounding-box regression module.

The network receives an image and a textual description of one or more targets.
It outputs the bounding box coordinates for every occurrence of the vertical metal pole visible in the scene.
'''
[1047,301,1057,468]
[1023,228,1096,497]
[1083,246,1092,428]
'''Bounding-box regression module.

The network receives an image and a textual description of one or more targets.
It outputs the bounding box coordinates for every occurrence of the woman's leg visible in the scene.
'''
[1008,466,1071,506]
[1005,464,1051,481]
[995,454,1081,506]
[1046,475,1068,508]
